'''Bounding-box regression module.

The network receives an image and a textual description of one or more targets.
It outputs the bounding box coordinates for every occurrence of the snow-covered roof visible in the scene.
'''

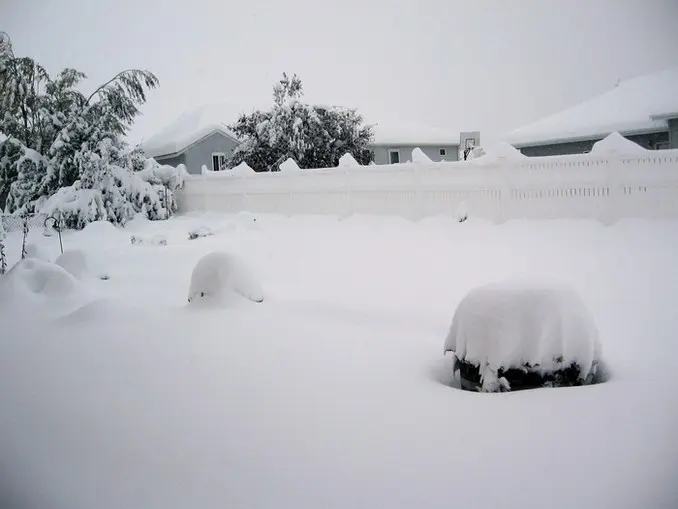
[368,121,461,146]
[141,103,246,158]
[503,66,678,147]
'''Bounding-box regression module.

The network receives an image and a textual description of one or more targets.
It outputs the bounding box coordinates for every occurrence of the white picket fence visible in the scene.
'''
[176,150,678,223]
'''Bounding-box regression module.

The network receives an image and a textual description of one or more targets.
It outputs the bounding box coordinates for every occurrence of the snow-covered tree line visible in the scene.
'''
[227,73,374,171]
[0,31,186,229]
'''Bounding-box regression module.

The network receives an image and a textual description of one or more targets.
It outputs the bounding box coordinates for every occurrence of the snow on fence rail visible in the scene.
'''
[175,150,678,223]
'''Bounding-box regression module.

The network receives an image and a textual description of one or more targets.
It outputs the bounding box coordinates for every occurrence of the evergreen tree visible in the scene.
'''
[227,73,374,171]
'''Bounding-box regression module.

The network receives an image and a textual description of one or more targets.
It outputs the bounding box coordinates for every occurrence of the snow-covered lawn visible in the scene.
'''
[1,213,677,509]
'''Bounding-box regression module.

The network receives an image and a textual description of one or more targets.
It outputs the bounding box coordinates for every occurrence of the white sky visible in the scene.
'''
[3,0,678,146]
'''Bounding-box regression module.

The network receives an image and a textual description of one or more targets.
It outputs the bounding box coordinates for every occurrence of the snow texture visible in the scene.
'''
[411,147,432,163]
[470,141,526,165]
[0,215,677,509]
[504,66,678,146]
[444,278,601,391]
[230,161,256,175]
[0,258,77,300]
[278,157,301,172]
[589,132,649,155]
[55,250,88,280]
[188,251,264,305]
[338,152,360,167]
[24,243,51,261]
[141,103,245,157]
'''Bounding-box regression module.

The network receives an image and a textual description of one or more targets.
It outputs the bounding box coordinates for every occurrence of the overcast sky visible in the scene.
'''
[3,0,678,146]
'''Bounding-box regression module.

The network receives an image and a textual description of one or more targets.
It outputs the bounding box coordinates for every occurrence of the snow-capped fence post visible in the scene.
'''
[20,214,29,260]
[0,218,6,276]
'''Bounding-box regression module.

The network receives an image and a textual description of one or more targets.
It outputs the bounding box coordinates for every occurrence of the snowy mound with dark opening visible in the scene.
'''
[188,251,264,306]
[444,278,601,391]
[55,250,89,280]
[590,132,648,155]
[0,258,79,301]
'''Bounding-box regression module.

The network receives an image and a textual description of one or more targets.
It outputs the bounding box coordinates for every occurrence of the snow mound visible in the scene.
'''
[188,251,264,306]
[0,258,78,300]
[24,243,51,261]
[230,162,256,175]
[444,278,601,391]
[55,250,88,280]
[471,142,526,165]
[590,132,648,155]
[279,158,301,172]
[338,153,360,168]
[411,147,432,163]
[80,220,120,239]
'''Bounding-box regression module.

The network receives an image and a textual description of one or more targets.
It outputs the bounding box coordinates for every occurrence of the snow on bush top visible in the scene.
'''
[279,158,301,172]
[411,147,432,163]
[444,278,601,382]
[589,132,648,155]
[188,251,264,306]
[338,153,360,168]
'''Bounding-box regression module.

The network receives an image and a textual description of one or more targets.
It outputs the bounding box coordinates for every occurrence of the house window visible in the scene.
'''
[439,148,447,156]
[389,149,400,164]
[212,152,226,171]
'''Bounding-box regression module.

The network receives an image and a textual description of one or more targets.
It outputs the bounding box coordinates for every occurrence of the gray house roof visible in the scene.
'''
[503,66,678,148]
[141,103,244,158]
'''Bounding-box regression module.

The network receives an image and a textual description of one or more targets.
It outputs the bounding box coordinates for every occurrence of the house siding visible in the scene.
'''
[155,153,186,170]
[668,119,678,149]
[183,132,239,174]
[519,131,671,157]
[370,144,459,165]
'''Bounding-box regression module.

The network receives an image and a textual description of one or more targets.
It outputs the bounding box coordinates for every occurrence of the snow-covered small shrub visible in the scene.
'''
[130,234,167,246]
[188,226,214,240]
[444,278,604,392]
[188,251,264,306]
[55,250,88,280]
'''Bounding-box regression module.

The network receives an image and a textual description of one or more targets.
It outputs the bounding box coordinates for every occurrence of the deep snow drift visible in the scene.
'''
[0,213,677,509]
[187,251,264,305]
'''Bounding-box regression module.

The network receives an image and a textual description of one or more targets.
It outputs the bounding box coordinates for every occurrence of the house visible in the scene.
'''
[142,102,480,173]
[141,103,243,174]
[368,122,479,164]
[503,66,678,156]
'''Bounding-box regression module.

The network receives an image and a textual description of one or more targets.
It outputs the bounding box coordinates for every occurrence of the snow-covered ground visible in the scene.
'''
[1,213,677,509]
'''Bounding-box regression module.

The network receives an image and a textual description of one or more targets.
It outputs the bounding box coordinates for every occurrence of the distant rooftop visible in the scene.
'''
[141,103,245,158]
[503,66,678,147]
[368,120,461,146]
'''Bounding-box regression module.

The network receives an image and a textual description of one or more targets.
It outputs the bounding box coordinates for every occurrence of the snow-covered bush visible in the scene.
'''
[0,213,6,275]
[188,251,264,306]
[444,278,604,392]
[227,73,373,171]
[55,249,88,280]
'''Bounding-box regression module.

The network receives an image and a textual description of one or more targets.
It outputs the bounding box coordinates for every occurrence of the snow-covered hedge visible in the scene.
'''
[444,278,603,392]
